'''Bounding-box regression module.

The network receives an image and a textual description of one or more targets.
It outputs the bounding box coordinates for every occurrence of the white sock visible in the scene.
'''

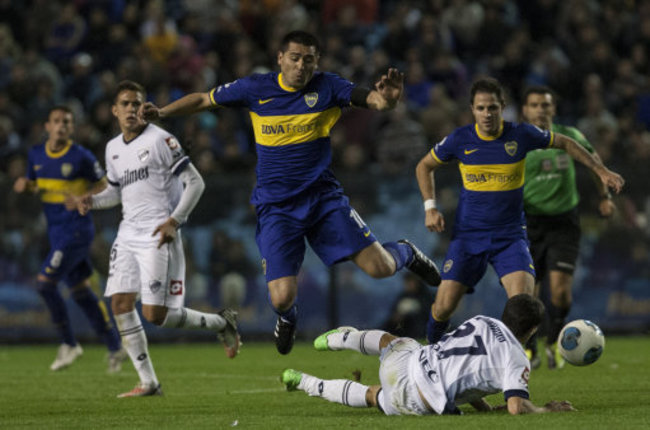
[298,373,369,407]
[162,307,226,331]
[327,330,386,355]
[114,310,158,386]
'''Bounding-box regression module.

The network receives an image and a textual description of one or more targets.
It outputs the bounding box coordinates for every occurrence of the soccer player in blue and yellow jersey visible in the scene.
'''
[13,106,126,372]
[415,78,624,345]
[141,30,441,355]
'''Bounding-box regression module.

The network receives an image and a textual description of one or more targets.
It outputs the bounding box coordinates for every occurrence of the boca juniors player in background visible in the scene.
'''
[13,105,126,372]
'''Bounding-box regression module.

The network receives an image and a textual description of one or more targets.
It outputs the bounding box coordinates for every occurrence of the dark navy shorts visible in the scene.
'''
[40,236,93,287]
[440,235,535,292]
[255,188,377,282]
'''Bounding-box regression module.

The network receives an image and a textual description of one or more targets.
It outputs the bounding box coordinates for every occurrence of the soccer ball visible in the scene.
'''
[557,319,605,366]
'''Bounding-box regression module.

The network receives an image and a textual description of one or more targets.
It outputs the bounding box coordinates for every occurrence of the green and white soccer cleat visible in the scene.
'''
[313,326,358,351]
[280,368,303,391]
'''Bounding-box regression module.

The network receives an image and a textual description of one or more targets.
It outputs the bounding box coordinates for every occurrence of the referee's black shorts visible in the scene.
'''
[525,208,580,281]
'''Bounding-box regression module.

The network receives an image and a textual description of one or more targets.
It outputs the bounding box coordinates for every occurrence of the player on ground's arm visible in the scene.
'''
[415,78,624,345]
[13,105,127,372]
[281,294,575,415]
[140,30,441,355]
[521,86,616,369]
[70,81,240,398]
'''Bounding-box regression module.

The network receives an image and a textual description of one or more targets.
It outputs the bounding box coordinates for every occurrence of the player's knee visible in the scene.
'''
[270,294,295,311]
[111,294,136,315]
[142,307,167,326]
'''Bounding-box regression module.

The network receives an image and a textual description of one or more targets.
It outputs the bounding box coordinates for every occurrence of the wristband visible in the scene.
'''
[424,199,437,211]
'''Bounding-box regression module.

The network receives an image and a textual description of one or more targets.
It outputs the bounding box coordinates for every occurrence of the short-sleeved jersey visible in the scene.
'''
[209,71,355,205]
[105,124,189,229]
[432,121,553,236]
[27,140,104,242]
[411,315,531,414]
[524,124,594,216]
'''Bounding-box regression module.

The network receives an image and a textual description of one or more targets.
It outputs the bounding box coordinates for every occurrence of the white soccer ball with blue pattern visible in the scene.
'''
[557,319,605,366]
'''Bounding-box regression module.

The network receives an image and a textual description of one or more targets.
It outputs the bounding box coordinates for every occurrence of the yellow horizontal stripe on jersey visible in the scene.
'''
[249,107,341,147]
[36,178,89,203]
[459,159,525,192]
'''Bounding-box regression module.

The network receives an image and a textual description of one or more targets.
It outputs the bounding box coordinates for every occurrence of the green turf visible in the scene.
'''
[1,337,648,429]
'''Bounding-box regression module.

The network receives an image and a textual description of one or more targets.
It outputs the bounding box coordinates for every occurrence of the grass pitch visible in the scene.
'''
[1,336,649,429]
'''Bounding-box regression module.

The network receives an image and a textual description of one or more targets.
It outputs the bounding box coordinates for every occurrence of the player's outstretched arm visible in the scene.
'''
[365,68,404,111]
[506,396,576,415]
[140,92,214,122]
[415,152,445,233]
[553,134,624,194]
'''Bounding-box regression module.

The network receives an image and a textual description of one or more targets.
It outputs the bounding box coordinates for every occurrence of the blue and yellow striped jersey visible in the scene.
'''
[432,121,553,236]
[210,71,355,204]
[27,141,104,241]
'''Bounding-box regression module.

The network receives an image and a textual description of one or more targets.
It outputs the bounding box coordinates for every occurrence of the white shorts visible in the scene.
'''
[377,338,430,416]
[105,227,186,308]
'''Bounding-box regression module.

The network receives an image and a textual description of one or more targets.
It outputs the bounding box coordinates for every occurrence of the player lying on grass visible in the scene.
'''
[281,294,575,415]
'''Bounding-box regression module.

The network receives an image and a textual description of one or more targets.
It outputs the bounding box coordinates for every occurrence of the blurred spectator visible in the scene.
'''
[44,3,86,69]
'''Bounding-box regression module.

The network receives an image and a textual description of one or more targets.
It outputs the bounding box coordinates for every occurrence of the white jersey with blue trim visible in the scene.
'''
[105,123,189,229]
[409,315,531,414]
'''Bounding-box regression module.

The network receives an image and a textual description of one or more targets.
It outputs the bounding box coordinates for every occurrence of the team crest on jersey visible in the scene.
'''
[149,280,162,293]
[304,92,318,108]
[61,163,73,177]
[165,136,179,150]
[504,141,518,156]
[137,149,150,162]
[443,259,453,273]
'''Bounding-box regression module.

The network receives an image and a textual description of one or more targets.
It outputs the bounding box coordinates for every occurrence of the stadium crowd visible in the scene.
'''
[1,0,649,332]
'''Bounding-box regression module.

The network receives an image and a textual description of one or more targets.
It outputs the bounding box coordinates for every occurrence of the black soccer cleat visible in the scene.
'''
[398,239,441,287]
[274,317,296,355]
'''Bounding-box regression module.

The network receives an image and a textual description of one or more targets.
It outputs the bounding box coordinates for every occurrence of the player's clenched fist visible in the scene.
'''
[139,102,160,122]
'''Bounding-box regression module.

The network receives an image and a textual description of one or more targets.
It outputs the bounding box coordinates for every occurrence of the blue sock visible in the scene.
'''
[382,241,414,271]
[274,304,297,325]
[37,280,76,346]
[71,287,121,352]
[426,313,450,345]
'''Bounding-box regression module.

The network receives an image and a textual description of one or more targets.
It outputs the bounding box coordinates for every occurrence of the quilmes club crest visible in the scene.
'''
[504,141,518,156]
[304,92,318,108]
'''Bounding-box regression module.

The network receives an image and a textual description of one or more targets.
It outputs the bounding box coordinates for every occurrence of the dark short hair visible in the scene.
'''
[280,31,320,54]
[522,85,557,105]
[47,105,74,120]
[470,77,505,106]
[113,80,146,104]
[501,294,545,338]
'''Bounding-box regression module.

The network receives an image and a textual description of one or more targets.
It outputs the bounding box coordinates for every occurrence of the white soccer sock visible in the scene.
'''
[161,307,226,331]
[298,373,369,407]
[114,310,158,386]
[327,330,386,355]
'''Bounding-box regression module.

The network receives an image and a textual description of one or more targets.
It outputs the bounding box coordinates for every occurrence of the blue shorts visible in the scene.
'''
[39,237,93,288]
[440,236,535,292]
[255,187,377,282]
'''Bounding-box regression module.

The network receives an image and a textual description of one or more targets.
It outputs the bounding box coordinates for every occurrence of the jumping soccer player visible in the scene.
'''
[140,31,441,355]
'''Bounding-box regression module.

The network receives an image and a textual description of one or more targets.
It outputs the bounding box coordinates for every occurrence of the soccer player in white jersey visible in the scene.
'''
[281,294,575,415]
[72,81,241,398]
